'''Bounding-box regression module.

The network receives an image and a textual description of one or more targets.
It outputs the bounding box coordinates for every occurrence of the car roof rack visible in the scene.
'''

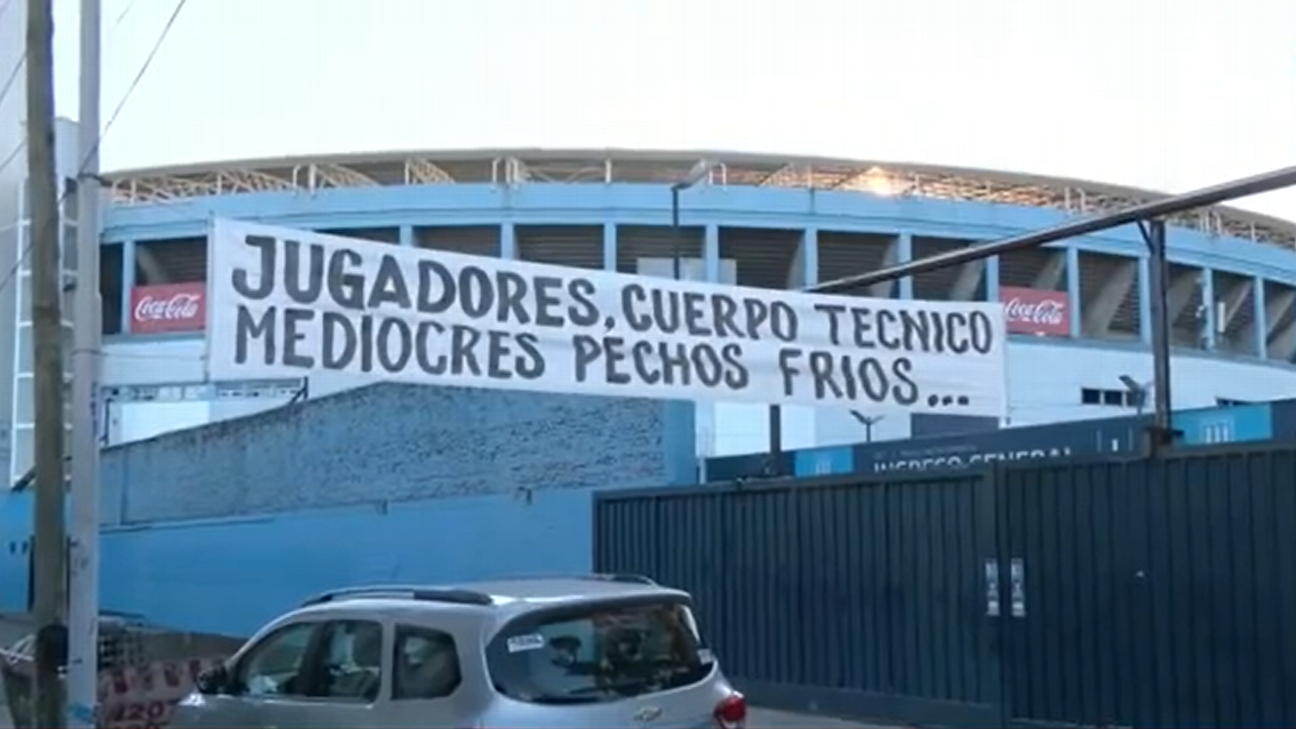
[591,573,657,585]
[301,584,495,608]
[498,572,658,586]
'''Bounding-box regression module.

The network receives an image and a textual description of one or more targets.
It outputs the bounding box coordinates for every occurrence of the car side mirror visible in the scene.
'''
[195,665,230,695]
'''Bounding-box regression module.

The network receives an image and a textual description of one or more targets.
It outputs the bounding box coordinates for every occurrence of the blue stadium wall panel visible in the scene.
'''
[706,400,1285,480]
[0,383,695,632]
[98,490,599,637]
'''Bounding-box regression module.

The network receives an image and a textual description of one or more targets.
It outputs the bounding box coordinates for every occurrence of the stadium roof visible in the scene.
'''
[105,149,1296,250]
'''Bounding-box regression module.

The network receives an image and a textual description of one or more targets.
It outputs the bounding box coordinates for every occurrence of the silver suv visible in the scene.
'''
[171,575,747,729]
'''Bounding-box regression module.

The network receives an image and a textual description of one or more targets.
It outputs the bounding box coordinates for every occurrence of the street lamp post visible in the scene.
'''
[674,161,786,460]
[850,412,886,443]
[672,161,787,462]
[670,160,715,281]
[1119,375,1152,417]
[671,185,682,280]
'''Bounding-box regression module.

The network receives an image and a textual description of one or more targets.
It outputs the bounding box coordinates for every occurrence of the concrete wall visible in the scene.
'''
[98,382,694,524]
[0,383,695,634]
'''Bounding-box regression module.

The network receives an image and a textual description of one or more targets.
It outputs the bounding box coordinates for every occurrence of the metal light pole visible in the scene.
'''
[1119,375,1151,417]
[1138,219,1175,454]
[67,0,103,724]
[850,411,885,443]
[671,185,682,280]
[670,159,714,281]
[674,161,783,460]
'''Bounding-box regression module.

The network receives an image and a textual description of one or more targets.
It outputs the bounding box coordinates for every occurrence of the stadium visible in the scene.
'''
[6,148,1296,485]
[2,145,1296,635]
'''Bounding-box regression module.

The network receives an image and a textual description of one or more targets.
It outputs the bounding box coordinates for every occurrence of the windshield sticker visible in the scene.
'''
[506,634,546,653]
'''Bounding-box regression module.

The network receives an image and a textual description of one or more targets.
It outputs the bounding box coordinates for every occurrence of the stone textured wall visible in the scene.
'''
[98,383,695,524]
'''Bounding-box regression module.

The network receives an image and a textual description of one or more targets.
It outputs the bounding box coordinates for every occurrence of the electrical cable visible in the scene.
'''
[0,139,23,179]
[110,0,139,33]
[0,0,190,301]
[0,54,23,119]
[0,0,150,180]
[0,54,27,179]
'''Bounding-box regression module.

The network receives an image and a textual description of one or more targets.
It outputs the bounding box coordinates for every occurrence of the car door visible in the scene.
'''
[383,624,477,727]
[202,621,323,729]
[254,618,390,729]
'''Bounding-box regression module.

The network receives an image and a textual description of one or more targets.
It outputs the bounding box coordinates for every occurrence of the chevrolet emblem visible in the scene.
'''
[633,706,664,723]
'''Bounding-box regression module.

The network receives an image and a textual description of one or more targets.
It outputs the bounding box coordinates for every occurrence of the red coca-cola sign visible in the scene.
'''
[129,283,206,334]
[1000,286,1069,337]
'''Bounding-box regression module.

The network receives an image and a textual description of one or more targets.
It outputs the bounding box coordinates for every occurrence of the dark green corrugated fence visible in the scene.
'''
[594,445,1296,729]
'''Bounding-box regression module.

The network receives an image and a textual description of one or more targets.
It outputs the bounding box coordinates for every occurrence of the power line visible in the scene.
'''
[0,54,22,110]
[1,0,154,181]
[0,0,190,301]
[100,0,188,150]
[0,54,27,178]
[111,0,139,33]
[0,140,24,179]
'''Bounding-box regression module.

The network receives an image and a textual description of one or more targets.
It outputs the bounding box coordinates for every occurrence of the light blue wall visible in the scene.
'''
[1175,402,1275,445]
[97,491,600,637]
[0,383,695,633]
[0,490,606,636]
[104,183,1296,284]
[103,182,1296,365]
[101,181,1296,451]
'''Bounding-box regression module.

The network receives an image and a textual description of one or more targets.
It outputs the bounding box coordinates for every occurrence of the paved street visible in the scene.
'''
[748,707,900,728]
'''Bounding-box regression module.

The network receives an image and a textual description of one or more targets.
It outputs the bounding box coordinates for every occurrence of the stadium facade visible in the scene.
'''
[5,146,1296,486]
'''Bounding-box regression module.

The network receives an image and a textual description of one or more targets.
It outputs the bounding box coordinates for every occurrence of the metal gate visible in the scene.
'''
[595,472,1002,727]
[999,449,1296,728]
[594,445,1296,728]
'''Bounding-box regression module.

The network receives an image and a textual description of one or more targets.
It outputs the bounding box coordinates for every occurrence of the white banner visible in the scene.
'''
[207,219,1008,416]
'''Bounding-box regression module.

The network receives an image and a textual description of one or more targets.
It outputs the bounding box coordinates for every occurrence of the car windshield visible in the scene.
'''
[486,599,713,704]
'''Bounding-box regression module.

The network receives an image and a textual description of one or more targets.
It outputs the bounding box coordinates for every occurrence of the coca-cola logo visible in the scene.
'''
[128,284,206,333]
[1003,296,1065,325]
[999,287,1069,337]
[134,293,202,322]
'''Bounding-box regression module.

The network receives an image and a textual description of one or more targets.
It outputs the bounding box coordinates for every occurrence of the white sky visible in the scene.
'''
[44,0,1296,221]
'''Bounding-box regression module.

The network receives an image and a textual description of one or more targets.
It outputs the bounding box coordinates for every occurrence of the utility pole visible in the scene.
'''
[68,0,103,723]
[25,0,69,724]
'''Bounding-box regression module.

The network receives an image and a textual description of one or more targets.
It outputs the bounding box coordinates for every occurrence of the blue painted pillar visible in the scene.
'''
[1137,255,1151,344]
[398,225,413,247]
[602,223,617,272]
[985,255,1001,302]
[1065,246,1081,338]
[704,224,720,283]
[801,227,819,287]
[1254,276,1268,358]
[499,222,516,260]
[896,232,914,299]
[1201,268,1217,350]
[121,240,136,334]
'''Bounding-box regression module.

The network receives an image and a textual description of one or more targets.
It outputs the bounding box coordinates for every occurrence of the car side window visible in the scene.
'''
[312,620,385,702]
[392,625,461,700]
[234,622,320,698]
